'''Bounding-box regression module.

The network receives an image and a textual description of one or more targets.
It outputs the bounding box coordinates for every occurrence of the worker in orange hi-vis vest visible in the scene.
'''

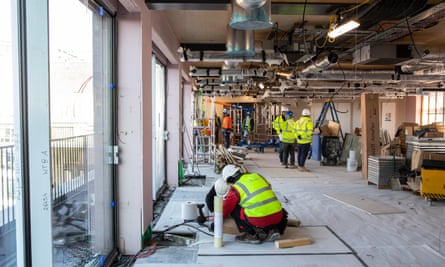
[221,108,233,148]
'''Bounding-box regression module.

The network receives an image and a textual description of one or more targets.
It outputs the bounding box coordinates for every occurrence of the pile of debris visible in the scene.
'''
[214,145,248,174]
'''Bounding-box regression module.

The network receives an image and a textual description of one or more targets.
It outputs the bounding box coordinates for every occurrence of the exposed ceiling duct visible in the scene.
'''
[178,47,283,65]
[300,53,339,74]
[235,0,267,10]
[229,0,272,30]
[225,26,255,57]
[155,0,445,100]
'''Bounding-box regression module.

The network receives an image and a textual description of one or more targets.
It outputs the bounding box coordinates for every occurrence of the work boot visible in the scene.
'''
[263,229,280,242]
[300,166,309,172]
[235,233,262,244]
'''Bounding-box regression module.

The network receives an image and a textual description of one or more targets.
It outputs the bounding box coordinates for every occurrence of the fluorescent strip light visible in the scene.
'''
[328,20,360,38]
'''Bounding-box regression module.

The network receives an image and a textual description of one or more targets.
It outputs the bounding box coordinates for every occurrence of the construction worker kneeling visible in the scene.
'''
[205,164,288,244]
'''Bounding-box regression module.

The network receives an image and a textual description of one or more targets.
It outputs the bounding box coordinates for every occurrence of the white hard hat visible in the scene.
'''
[222,164,240,182]
[302,108,311,116]
[214,178,230,197]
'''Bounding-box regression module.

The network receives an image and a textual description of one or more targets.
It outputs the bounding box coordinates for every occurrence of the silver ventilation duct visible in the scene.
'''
[401,63,445,75]
[235,0,267,9]
[226,26,255,57]
[300,53,338,74]
[229,0,272,30]
[178,47,283,65]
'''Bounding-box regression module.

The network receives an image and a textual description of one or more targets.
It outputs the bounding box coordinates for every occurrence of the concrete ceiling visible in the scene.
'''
[146,0,445,102]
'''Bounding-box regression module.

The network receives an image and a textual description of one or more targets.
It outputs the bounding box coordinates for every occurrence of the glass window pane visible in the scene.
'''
[437,92,444,124]
[1,0,24,265]
[422,96,428,124]
[49,0,115,265]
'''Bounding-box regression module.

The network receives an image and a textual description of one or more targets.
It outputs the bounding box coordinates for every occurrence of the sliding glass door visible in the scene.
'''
[0,0,22,266]
[1,1,116,265]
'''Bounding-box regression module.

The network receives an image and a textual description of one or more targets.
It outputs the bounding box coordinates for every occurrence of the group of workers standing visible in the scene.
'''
[273,109,314,171]
[220,107,313,172]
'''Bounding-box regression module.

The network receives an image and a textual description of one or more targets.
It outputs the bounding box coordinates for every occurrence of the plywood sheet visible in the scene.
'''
[324,193,405,215]
[259,167,317,178]
[196,226,352,255]
[135,254,364,267]
[197,255,365,267]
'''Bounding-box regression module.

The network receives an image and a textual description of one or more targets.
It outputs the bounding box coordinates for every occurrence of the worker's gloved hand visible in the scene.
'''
[297,135,302,139]
[278,133,282,141]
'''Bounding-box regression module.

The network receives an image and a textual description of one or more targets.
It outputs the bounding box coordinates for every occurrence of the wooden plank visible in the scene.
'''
[275,238,313,248]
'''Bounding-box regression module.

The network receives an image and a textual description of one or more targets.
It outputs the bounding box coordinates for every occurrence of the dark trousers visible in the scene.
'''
[282,142,295,165]
[222,129,231,148]
[297,143,311,167]
[278,142,283,163]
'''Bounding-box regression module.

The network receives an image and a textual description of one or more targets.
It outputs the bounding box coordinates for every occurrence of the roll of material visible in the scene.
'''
[181,201,198,221]
[213,196,224,248]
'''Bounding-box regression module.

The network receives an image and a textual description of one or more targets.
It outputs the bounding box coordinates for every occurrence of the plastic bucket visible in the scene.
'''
[346,158,358,172]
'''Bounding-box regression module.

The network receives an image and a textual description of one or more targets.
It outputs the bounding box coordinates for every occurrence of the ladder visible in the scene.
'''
[315,99,344,142]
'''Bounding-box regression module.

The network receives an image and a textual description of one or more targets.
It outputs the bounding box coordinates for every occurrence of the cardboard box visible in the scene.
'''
[424,131,444,138]
[411,151,445,171]
[423,152,445,161]
[319,120,340,137]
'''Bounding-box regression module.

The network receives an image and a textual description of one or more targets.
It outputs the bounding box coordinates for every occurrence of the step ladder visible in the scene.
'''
[315,99,344,142]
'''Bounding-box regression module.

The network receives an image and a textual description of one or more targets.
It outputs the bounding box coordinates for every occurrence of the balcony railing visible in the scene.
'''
[0,134,94,230]
[0,144,14,232]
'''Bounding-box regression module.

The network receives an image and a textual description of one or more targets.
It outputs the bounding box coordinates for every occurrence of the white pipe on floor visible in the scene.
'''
[213,196,224,247]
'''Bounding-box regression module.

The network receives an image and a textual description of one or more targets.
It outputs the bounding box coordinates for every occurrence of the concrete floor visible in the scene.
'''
[133,148,445,267]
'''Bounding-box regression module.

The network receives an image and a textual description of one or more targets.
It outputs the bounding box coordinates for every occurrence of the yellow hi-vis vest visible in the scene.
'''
[243,116,252,132]
[281,118,296,143]
[272,115,286,134]
[295,116,314,144]
[233,173,282,218]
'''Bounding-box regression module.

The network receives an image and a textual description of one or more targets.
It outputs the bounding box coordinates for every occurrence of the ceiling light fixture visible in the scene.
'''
[328,19,360,38]
[258,82,265,89]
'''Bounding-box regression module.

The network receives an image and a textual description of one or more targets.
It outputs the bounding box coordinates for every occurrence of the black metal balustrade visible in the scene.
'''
[0,134,94,241]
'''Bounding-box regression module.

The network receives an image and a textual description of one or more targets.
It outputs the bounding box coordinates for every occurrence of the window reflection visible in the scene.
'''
[0,0,18,266]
